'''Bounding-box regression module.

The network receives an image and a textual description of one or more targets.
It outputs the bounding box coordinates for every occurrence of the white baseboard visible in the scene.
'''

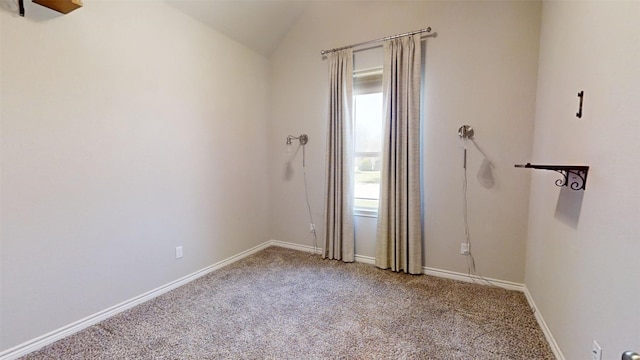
[267,239,322,254]
[354,254,375,264]
[523,287,564,360]
[266,240,375,265]
[422,266,525,292]
[0,241,272,360]
[267,240,523,292]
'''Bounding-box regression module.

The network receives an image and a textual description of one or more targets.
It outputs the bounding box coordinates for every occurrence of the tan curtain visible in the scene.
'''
[375,34,423,274]
[323,49,355,262]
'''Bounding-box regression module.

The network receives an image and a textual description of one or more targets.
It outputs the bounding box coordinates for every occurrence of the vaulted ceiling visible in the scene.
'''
[166,0,308,57]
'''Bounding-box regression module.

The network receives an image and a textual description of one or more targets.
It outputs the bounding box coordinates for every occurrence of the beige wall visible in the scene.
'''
[268,1,541,283]
[525,1,640,359]
[0,0,269,350]
[10,1,639,358]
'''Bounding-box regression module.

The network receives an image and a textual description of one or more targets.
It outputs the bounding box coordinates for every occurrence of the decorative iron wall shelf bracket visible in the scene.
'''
[515,163,589,190]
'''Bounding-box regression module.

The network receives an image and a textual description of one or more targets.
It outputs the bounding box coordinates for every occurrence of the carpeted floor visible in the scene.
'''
[21,246,554,359]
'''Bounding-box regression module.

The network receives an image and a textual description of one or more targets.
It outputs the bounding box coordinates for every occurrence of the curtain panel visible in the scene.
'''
[375,34,423,274]
[323,49,355,262]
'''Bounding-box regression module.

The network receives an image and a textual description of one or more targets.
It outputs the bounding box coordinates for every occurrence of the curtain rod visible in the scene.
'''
[320,27,432,56]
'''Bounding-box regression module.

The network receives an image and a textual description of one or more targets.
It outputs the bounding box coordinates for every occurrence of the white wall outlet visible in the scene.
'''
[175,246,183,259]
[592,341,602,360]
[310,224,316,233]
[460,243,470,255]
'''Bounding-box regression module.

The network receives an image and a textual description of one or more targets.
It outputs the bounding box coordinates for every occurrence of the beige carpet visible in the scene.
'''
[21,246,554,359]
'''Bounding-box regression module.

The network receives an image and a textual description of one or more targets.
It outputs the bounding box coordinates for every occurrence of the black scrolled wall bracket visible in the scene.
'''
[515,163,590,191]
[18,0,25,16]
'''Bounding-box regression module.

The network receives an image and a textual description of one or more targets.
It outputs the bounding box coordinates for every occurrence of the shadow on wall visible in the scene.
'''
[284,145,303,181]
[554,185,585,229]
[0,0,63,22]
[0,0,22,15]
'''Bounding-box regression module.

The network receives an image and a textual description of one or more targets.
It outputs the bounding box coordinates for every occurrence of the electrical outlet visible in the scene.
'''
[592,341,602,360]
[460,243,470,255]
[175,246,183,259]
[310,224,316,233]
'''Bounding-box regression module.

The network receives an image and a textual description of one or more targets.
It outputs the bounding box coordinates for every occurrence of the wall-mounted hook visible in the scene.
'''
[19,0,25,16]
[576,91,584,118]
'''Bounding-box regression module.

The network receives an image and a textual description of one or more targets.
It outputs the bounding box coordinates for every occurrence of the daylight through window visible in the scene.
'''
[353,68,383,213]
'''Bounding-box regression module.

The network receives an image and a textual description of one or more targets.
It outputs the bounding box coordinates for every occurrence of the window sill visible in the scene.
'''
[354,208,378,218]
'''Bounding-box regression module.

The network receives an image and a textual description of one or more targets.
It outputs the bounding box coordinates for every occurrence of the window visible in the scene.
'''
[353,68,383,214]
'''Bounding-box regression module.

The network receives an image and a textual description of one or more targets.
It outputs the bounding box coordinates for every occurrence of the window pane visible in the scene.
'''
[354,155,381,211]
[353,92,383,211]
[354,93,383,153]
